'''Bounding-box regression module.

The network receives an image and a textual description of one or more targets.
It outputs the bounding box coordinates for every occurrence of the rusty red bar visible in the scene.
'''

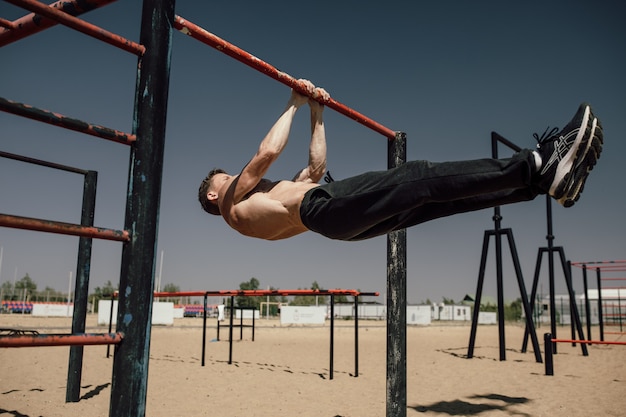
[154,289,378,297]
[3,0,144,55]
[173,15,396,140]
[0,0,117,47]
[0,97,136,144]
[0,213,130,242]
[115,289,379,298]
[0,332,124,348]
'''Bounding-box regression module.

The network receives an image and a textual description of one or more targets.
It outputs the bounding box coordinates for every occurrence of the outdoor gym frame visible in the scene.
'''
[0,1,409,417]
[106,289,379,380]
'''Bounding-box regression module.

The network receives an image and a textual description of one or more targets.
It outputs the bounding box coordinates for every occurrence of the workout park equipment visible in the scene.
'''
[1,1,619,416]
[0,1,407,416]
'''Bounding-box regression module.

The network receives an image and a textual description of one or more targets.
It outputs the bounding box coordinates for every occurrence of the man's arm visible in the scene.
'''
[293,87,329,183]
[227,80,315,205]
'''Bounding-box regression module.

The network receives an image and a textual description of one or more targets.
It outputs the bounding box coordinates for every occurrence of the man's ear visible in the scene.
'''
[207,190,218,202]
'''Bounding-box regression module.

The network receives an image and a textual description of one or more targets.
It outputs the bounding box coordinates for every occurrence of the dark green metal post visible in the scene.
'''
[387,132,407,417]
[67,170,97,402]
[109,0,174,416]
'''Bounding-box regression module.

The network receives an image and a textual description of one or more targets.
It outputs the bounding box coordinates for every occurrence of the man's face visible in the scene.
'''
[207,172,233,203]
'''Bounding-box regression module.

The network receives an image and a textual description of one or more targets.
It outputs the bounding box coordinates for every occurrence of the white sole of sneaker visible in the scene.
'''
[558,116,602,207]
[548,105,591,197]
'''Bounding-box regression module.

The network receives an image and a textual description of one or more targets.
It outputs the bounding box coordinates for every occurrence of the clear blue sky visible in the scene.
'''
[1,1,624,304]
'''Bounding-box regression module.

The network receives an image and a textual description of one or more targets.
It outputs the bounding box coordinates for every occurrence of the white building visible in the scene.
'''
[431,303,471,321]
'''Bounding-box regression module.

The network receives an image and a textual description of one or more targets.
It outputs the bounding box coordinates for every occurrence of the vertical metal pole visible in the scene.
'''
[544,333,553,376]
[386,132,406,417]
[202,293,207,366]
[468,231,491,358]
[228,296,234,364]
[495,226,506,360]
[596,268,604,341]
[252,307,255,341]
[330,294,335,380]
[110,1,173,416]
[67,170,97,402]
[546,197,557,354]
[106,293,114,358]
[239,307,243,340]
[354,294,359,377]
[582,264,591,342]
[491,137,506,360]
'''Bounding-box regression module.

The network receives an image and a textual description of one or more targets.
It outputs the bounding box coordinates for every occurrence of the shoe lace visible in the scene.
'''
[533,126,559,148]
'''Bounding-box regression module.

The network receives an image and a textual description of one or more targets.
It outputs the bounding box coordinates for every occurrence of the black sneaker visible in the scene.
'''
[535,103,603,206]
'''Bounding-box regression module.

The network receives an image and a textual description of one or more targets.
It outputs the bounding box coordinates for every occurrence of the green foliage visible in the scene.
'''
[14,274,37,298]
[442,297,455,305]
[162,283,180,293]
[89,280,118,312]
[291,281,328,306]
[160,282,182,303]
[236,277,260,308]
[477,298,524,322]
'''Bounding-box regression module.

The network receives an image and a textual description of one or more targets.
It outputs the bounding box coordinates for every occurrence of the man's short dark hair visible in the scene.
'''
[198,168,227,215]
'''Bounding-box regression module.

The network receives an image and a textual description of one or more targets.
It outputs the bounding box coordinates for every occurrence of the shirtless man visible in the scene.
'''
[198,80,603,241]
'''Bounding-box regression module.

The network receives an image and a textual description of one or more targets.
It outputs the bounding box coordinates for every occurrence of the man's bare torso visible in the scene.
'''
[219,178,320,240]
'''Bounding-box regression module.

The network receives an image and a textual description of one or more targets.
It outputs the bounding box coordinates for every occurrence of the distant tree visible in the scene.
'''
[504,298,523,322]
[479,303,497,312]
[36,286,65,302]
[161,283,182,303]
[14,274,37,300]
[1,281,14,300]
[291,281,328,306]
[90,280,118,312]
[334,294,349,304]
[442,297,455,305]
[236,277,261,309]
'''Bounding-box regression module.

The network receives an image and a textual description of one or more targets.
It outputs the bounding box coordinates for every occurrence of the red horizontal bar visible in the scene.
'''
[113,290,379,298]
[155,290,378,297]
[551,338,626,346]
[0,332,123,348]
[173,15,397,140]
[3,0,144,55]
[0,97,135,144]
[571,260,626,268]
[0,0,117,47]
[0,213,130,242]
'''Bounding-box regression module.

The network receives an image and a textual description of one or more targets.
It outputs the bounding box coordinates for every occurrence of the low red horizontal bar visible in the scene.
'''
[153,290,378,297]
[0,213,130,242]
[113,290,379,298]
[0,332,124,348]
[0,97,135,144]
[4,0,144,55]
[551,338,626,346]
[173,15,396,140]
[0,0,117,47]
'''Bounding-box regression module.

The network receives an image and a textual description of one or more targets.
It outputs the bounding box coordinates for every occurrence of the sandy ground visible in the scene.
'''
[0,315,625,417]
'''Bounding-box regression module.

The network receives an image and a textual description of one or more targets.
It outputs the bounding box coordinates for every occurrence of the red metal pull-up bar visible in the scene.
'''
[0,332,124,348]
[0,214,130,242]
[173,15,397,140]
[0,97,136,144]
[0,0,117,46]
[3,0,144,55]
